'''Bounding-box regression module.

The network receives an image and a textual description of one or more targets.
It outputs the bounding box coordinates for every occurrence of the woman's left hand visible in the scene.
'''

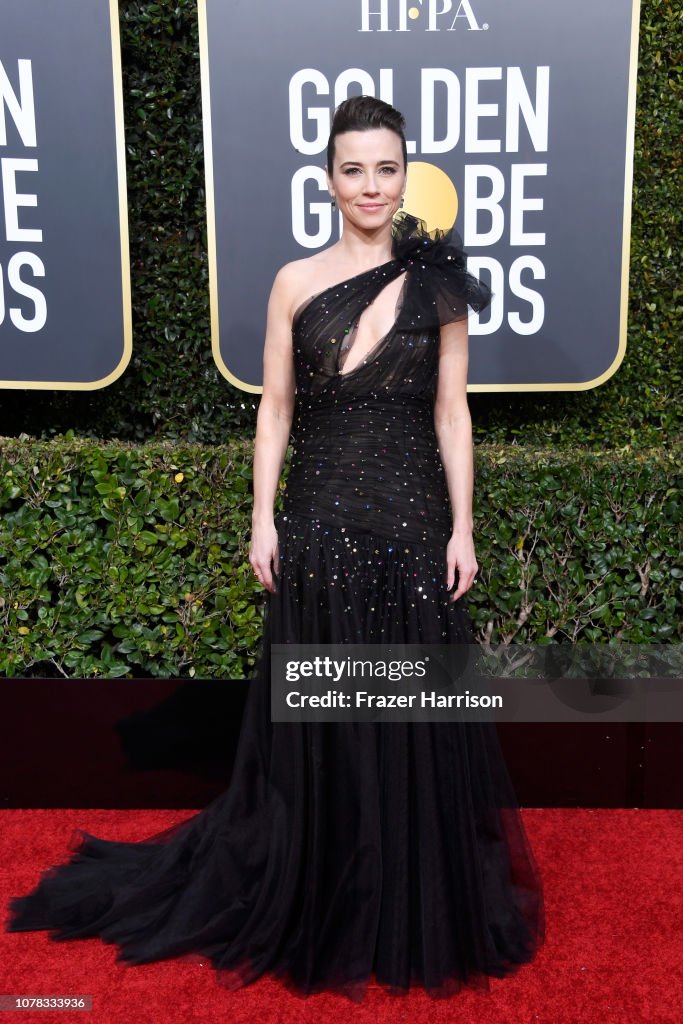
[446,529,478,602]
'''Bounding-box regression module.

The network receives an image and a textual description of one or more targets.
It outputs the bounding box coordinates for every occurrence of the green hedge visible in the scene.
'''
[0,437,265,678]
[0,0,680,450]
[1,438,680,678]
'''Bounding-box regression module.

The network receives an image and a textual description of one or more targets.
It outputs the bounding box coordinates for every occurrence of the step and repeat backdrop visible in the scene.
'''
[0,1,640,394]
[200,0,640,394]
[0,0,130,390]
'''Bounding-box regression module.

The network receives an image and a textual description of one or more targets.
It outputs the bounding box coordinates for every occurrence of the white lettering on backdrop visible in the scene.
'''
[0,58,46,333]
[288,64,550,335]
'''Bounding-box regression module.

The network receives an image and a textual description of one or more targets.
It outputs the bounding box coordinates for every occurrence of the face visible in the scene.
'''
[327,128,406,232]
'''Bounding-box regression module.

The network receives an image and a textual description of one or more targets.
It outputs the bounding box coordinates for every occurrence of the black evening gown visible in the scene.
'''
[6,213,544,1001]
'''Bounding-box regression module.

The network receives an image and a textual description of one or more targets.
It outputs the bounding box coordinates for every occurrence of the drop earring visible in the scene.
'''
[331,197,336,209]
[400,196,405,209]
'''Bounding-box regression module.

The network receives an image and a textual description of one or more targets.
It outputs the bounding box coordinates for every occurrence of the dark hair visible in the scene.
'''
[326,95,408,175]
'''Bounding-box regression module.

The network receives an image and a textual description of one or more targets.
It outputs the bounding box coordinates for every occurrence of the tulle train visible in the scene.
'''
[6,515,544,1000]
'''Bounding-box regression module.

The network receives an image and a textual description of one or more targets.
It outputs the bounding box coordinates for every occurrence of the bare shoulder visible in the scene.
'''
[272,249,340,320]
[272,254,314,289]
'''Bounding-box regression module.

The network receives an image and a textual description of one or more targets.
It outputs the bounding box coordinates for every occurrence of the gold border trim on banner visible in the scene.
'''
[198,0,261,394]
[202,0,641,395]
[0,0,132,391]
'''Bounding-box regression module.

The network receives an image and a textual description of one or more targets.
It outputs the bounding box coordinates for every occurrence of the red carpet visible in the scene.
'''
[1,809,681,1023]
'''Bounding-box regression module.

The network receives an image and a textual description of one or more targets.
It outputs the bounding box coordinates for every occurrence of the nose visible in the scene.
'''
[364,175,380,195]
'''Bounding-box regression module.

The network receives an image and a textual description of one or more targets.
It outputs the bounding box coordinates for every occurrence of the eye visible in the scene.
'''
[379,166,397,175]
[343,167,361,176]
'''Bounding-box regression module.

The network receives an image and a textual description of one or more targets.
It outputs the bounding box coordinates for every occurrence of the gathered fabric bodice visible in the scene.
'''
[280,214,492,549]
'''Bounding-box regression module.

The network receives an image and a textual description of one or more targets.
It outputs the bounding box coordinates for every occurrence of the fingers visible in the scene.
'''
[249,547,279,593]
[254,570,274,593]
[255,567,273,592]
[251,562,274,592]
[447,565,478,603]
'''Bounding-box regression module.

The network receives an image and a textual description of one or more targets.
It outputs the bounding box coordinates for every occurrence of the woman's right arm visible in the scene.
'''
[249,266,298,593]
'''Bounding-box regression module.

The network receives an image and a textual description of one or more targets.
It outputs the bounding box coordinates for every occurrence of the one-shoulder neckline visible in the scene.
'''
[291,258,399,330]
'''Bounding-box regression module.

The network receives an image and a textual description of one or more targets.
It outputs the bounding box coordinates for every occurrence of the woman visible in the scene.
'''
[7,97,544,1000]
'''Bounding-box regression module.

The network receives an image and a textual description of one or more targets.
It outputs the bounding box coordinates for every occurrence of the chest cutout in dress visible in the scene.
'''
[338,271,407,377]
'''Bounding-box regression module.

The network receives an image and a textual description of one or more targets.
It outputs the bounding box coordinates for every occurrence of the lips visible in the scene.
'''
[358,203,385,211]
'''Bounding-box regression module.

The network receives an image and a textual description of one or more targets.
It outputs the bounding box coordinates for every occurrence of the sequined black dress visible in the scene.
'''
[6,214,544,1000]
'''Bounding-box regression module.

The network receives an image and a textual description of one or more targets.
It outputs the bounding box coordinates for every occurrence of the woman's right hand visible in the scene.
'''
[249,520,280,593]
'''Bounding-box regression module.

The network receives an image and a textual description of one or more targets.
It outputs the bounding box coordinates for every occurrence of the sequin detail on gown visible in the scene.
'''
[6,213,544,1001]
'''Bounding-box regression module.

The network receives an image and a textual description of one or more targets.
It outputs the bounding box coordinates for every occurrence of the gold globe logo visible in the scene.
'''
[402,161,459,232]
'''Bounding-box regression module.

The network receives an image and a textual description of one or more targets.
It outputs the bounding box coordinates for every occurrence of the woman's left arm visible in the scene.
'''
[433,318,479,603]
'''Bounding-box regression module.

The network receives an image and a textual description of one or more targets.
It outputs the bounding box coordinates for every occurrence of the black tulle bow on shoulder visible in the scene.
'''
[391,211,492,327]
[391,211,464,267]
